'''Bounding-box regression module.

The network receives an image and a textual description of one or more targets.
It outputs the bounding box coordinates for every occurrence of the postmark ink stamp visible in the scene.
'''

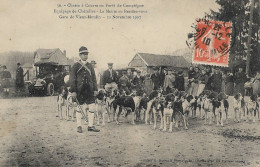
[189,19,232,67]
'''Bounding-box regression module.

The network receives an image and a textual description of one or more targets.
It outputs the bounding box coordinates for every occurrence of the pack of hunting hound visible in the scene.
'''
[56,85,260,133]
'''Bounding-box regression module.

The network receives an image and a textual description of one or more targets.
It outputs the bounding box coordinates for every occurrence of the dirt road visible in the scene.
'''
[1,96,260,167]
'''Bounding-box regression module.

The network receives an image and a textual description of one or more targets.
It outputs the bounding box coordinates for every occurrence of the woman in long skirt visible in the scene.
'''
[191,67,200,96]
[197,69,208,96]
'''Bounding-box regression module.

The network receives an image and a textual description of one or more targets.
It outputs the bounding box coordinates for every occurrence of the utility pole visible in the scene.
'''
[246,0,255,75]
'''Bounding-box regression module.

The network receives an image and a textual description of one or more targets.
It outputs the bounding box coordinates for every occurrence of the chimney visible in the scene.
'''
[63,50,66,56]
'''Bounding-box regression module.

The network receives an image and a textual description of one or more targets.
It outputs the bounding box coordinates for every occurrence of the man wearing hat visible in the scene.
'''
[15,62,25,94]
[132,70,145,96]
[69,46,100,133]
[151,67,161,90]
[102,63,118,92]
[118,70,130,95]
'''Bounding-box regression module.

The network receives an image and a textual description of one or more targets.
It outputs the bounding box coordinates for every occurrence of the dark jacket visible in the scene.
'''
[16,66,24,87]
[234,72,247,84]
[102,69,118,85]
[159,72,166,87]
[132,76,145,88]
[198,73,209,84]
[69,61,97,104]
[225,75,234,83]
[2,70,11,79]
[119,75,130,87]
[205,74,212,90]
[188,70,196,79]
[211,73,222,93]
[175,74,185,91]
[1,70,11,88]
[151,73,161,90]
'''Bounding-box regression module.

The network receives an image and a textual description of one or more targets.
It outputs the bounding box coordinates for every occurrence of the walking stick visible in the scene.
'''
[73,97,88,123]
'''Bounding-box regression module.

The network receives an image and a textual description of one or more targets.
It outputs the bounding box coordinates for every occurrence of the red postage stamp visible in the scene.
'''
[192,19,232,67]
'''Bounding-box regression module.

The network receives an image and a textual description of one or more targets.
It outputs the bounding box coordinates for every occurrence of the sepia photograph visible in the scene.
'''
[0,0,260,166]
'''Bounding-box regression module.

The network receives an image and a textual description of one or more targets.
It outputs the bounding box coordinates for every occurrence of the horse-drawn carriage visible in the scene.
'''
[28,61,71,96]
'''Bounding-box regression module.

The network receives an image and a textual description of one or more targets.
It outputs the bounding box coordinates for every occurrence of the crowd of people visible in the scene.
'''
[101,63,259,98]
[101,64,186,96]
[187,66,249,97]
[187,66,260,97]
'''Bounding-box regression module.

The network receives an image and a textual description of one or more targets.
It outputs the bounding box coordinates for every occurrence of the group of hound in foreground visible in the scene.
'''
[57,87,260,132]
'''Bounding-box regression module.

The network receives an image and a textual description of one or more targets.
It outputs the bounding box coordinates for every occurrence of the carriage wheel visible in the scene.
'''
[47,83,55,96]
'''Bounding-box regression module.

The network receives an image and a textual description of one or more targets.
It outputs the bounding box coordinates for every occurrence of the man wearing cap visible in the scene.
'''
[69,46,100,133]
[15,63,25,94]
[118,70,130,95]
[132,70,145,96]
[151,67,161,90]
[102,63,118,92]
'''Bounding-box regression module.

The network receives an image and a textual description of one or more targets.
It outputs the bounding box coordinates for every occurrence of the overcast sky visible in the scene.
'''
[0,0,219,69]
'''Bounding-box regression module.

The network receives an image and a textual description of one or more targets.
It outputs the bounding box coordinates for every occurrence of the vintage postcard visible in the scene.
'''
[0,0,260,166]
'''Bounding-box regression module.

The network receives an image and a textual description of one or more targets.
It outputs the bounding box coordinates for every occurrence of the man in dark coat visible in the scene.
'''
[151,67,161,90]
[224,70,234,96]
[15,63,25,93]
[69,46,99,133]
[159,68,167,88]
[102,63,118,92]
[211,68,222,93]
[234,67,248,96]
[175,71,185,91]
